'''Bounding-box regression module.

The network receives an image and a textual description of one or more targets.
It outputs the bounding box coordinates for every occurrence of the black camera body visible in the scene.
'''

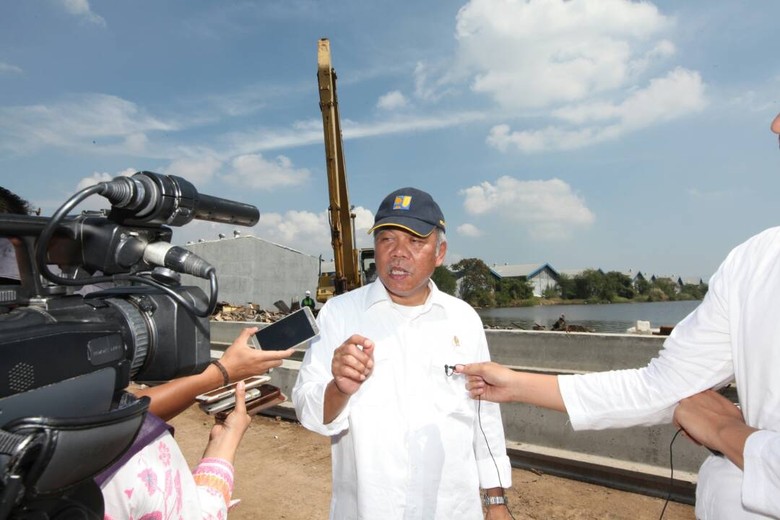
[0,285,210,427]
[0,172,259,519]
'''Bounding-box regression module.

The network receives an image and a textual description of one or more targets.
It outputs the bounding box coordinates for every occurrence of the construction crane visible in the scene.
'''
[316,38,375,303]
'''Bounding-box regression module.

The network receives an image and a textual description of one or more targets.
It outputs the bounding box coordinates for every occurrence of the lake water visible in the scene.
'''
[477,300,702,333]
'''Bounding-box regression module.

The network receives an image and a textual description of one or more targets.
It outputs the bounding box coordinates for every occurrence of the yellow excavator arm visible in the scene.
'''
[317,38,370,302]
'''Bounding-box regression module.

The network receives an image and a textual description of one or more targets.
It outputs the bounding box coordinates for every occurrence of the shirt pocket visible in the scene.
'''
[427,341,475,420]
[350,339,397,409]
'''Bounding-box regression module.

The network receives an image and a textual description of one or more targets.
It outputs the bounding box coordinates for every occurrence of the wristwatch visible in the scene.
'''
[483,494,507,507]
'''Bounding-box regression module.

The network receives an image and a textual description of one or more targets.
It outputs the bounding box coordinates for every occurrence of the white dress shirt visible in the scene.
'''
[559,226,780,519]
[293,280,512,520]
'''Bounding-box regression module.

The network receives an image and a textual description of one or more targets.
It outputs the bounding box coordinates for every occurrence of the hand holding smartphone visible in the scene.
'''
[252,307,319,351]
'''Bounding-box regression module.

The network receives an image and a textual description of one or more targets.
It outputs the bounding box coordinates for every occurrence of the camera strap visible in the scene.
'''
[0,429,43,519]
[0,393,149,520]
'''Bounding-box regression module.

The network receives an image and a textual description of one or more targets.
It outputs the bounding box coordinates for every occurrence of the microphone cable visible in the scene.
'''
[477,396,517,520]
[659,428,684,520]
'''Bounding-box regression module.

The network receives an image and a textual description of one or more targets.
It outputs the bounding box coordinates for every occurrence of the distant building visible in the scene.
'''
[182,235,319,311]
[677,276,705,287]
[618,268,647,289]
[489,263,559,297]
[558,267,604,278]
[620,268,646,282]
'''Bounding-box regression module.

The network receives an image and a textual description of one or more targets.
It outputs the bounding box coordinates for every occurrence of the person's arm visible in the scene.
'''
[468,325,513,520]
[133,327,294,421]
[190,381,251,514]
[457,362,567,412]
[292,301,374,433]
[323,335,374,423]
[201,381,252,463]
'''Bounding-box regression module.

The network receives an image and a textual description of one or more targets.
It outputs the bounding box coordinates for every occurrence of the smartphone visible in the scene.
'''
[214,384,285,421]
[195,375,271,404]
[253,306,319,351]
[200,383,284,417]
[201,386,265,414]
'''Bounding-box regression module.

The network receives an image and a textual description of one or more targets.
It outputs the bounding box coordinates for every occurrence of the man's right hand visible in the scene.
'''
[331,334,375,395]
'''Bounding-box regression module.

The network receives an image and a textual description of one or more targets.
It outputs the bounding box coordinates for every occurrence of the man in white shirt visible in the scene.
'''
[293,187,512,520]
[457,112,780,519]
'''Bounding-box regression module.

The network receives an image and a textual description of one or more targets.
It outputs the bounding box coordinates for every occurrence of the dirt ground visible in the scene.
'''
[171,404,695,520]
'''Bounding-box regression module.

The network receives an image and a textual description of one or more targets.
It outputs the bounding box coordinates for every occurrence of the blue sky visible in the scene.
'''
[1,0,779,281]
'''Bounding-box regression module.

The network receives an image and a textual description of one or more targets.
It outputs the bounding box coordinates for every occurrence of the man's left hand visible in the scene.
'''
[485,504,513,520]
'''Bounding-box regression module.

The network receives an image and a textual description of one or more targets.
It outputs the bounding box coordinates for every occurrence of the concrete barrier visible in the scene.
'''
[211,321,710,501]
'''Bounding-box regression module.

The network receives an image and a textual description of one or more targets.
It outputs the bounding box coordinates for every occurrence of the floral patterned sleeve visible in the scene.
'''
[101,431,234,520]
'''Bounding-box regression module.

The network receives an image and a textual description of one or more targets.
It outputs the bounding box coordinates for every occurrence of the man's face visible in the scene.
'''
[374,227,446,306]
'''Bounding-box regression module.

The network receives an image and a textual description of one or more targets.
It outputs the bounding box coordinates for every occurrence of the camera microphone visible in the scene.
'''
[100,171,259,227]
[143,242,214,279]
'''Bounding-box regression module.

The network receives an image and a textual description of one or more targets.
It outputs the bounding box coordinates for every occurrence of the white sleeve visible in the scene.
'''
[292,301,351,435]
[742,430,780,516]
[559,254,736,430]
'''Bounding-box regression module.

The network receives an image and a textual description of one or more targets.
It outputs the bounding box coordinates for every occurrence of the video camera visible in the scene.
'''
[0,171,259,519]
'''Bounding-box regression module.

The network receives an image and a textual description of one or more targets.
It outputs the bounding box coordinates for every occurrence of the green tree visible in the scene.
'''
[573,269,604,300]
[495,277,534,305]
[635,278,651,296]
[541,285,559,299]
[648,287,669,301]
[604,271,635,300]
[556,273,576,300]
[451,258,495,307]
[431,265,457,295]
[678,282,708,300]
[652,278,678,300]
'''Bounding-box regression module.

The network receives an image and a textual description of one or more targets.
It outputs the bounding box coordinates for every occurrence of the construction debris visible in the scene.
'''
[211,302,287,323]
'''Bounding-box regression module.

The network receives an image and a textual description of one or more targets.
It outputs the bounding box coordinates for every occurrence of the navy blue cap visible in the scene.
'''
[368,187,446,237]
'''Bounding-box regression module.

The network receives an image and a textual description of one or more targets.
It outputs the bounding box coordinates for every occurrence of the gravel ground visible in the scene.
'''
[171,405,696,520]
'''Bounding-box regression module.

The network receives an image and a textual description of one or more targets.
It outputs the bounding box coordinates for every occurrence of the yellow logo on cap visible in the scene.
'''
[393,195,412,210]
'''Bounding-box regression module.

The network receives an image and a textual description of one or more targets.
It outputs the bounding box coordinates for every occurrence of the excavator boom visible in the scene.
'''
[316,39,373,302]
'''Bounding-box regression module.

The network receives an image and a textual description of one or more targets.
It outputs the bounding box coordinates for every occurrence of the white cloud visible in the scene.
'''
[377,91,409,111]
[487,67,706,152]
[460,176,594,240]
[165,157,222,185]
[245,204,376,257]
[123,133,149,154]
[59,0,106,26]
[224,111,488,157]
[455,0,673,110]
[0,94,176,154]
[351,206,375,237]
[413,61,456,103]
[0,62,23,75]
[223,153,310,190]
[256,210,327,248]
[457,223,483,237]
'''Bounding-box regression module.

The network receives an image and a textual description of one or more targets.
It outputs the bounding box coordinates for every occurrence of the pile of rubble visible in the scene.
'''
[211,302,287,323]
